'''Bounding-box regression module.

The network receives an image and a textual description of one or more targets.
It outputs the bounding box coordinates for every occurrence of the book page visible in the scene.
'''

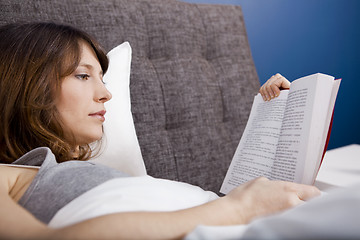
[310,79,341,182]
[302,75,338,183]
[270,87,312,182]
[220,91,288,194]
[270,74,336,184]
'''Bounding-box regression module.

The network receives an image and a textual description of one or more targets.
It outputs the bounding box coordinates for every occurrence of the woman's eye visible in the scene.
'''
[76,74,90,80]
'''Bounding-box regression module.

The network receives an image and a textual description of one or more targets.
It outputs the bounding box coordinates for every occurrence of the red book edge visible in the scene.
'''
[319,78,341,167]
[320,110,334,165]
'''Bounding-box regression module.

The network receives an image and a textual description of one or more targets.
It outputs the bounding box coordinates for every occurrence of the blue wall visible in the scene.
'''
[183,0,360,150]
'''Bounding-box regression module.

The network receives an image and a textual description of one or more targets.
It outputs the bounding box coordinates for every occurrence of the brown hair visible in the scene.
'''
[0,22,109,163]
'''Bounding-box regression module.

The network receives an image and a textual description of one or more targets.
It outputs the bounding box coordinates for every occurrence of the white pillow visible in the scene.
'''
[90,42,147,176]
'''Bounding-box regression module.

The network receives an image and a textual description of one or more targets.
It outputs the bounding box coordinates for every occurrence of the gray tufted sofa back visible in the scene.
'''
[0,0,259,193]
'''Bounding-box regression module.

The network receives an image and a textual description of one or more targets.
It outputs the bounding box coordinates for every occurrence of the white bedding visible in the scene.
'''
[49,176,360,239]
[186,183,360,240]
[49,175,218,228]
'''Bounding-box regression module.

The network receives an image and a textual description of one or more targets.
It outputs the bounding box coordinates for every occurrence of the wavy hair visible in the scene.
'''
[0,22,109,163]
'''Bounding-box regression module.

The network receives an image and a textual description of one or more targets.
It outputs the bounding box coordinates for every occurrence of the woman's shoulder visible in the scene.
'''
[0,165,38,201]
[0,165,21,194]
[0,165,47,239]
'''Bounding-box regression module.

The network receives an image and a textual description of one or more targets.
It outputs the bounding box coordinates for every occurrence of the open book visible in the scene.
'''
[220,73,341,194]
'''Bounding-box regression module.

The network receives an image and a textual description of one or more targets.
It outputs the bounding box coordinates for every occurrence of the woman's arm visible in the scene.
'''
[0,176,319,240]
[259,73,291,101]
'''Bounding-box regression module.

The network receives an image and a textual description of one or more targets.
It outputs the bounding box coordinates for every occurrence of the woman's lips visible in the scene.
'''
[89,110,106,122]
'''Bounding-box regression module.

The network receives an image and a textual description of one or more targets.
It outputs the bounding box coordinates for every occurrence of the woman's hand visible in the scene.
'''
[259,73,290,101]
[223,177,321,224]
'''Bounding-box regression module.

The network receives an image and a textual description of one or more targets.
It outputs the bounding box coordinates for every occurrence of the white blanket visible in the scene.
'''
[49,175,218,228]
[49,176,360,239]
[186,183,360,239]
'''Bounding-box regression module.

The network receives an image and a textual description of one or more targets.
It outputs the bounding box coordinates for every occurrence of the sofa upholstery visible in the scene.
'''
[0,0,260,193]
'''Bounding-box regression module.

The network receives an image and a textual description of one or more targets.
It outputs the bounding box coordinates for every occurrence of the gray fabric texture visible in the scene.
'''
[14,147,129,224]
[0,0,260,193]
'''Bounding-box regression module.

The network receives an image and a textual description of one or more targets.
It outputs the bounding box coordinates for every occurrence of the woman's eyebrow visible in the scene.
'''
[78,63,103,76]
[78,63,93,70]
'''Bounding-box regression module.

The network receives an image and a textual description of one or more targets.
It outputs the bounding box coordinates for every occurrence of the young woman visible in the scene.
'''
[0,22,319,240]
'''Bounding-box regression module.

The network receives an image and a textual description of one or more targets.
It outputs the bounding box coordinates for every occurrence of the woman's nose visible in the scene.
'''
[95,80,112,103]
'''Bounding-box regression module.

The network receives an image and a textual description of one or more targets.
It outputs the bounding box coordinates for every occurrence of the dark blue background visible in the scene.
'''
[183,0,360,149]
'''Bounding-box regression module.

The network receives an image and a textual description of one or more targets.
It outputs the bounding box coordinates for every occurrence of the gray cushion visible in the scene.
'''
[0,0,260,193]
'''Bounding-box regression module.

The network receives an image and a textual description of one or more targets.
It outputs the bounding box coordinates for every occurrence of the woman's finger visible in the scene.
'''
[297,184,321,201]
[274,73,291,89]
[264,74,280,100]
[259,85,269,101]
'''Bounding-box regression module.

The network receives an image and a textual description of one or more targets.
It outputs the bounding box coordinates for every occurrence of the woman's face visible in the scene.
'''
[56,41,112,146]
